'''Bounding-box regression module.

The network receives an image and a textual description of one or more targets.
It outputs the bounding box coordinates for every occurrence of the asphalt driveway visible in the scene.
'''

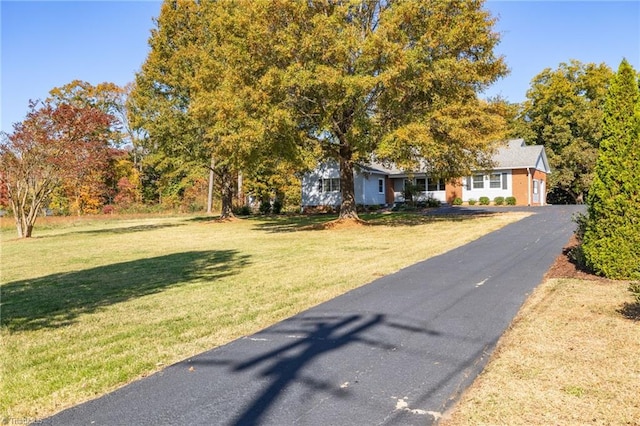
[40,205,584,426]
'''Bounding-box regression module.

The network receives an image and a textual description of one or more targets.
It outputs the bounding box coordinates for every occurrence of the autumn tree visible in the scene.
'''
[131,1,302,218]
[129,1,226,215]
[517,60,613,203]
[189,1,309,217]
[241,0,508,220]
[47,80,143,213]
[242,157,306,212]
[133,1,507,220]
[581,59,640,279]
[109,148,143,207]
[48,80,127,144]
[0,101,114,237]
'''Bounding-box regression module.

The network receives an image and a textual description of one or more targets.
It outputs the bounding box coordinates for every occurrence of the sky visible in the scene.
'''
[1,0,639,134]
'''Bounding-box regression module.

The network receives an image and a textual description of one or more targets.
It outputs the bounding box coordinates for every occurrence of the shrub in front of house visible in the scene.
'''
[506,196,517,205]
[468,198,477,205]
[234,205,252,216]
[494,196,505,205]
[272,199,282,214]
[452,197,463,205]
[259,200,272,214]
[479,196,490,205]
[392,203,417,212]
[425,196,441,208]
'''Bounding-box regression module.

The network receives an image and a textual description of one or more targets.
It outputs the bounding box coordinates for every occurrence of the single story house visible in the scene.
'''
[301,139,550,207]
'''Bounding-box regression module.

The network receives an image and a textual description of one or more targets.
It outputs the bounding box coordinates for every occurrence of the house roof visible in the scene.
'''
[356,139,550,177]
[492,139,551,173]
[357,162,405,176]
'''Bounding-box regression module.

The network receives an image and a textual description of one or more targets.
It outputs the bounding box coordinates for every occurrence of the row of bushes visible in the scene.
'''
[234,199,284,216]
[392,197,442,211]
[452,196,516,206]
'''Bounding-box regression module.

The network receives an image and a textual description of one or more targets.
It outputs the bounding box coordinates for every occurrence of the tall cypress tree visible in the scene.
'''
[582,59,640,279]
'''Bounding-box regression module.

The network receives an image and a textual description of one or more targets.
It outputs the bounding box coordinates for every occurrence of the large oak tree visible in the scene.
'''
[132,0,507,220]
[252,0,508,219]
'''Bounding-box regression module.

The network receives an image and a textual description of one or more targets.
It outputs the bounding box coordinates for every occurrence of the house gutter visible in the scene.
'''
[527,167,532,206]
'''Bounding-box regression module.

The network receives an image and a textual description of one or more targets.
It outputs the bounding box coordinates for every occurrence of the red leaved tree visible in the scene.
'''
[1,101,113,237]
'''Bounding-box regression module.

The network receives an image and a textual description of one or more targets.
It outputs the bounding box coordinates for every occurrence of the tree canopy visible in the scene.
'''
[517,60,613,203]
[131,0,508,220]
[254,0,508,218]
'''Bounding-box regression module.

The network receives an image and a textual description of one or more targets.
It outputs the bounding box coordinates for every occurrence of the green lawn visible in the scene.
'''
[0,211,526,421]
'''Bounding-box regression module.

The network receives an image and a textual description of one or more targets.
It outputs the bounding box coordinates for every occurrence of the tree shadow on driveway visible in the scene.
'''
[184,311,492,426]
[1,250,250,332]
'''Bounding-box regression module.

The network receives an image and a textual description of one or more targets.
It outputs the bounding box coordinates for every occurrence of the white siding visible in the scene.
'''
[535,154,546,172]
[301,161,342,207]
[302,162,388,207]
[462,170,513,201]
[356,173,387,205]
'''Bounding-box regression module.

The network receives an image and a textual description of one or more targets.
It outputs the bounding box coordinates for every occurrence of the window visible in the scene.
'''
[378,178,384,194]
[473,174,484,189]
[490,173,501,189]
[427,178,444,191]
[317,178,340,193]
[415,178,426,192]
[331,178,340,192]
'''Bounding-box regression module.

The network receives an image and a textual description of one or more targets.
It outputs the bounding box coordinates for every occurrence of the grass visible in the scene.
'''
[0,211,527,421]
[441,278,640,426]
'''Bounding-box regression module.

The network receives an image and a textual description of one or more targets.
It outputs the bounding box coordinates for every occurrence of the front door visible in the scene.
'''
[532,180,540,204]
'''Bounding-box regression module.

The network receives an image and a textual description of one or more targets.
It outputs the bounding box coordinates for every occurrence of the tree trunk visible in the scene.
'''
[14,209,36,238]
[219,166,235,219]
[338,143,359,220]
[11,197,33,238]
[237,172,244,205]
[207,155,215,214]
[15,214,24,238]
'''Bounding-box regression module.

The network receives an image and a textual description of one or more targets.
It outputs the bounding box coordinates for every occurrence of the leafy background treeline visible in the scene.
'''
[0,0,632,242]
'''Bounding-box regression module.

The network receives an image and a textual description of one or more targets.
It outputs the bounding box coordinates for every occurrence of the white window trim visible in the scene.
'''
[472,174,484,189]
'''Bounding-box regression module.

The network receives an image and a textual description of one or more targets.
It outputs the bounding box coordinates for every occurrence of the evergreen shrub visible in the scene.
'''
[581,59,640,279]
[272,199,282,214]
[425,197,441,208]
[235,205,252,216]
[259,200,272,214]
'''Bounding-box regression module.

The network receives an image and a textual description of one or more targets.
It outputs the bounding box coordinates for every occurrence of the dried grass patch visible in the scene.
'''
[441,277,640,426]
[299,217,367,230]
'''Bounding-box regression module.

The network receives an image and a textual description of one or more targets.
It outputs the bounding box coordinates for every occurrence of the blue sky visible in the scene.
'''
[2,1,639,134]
